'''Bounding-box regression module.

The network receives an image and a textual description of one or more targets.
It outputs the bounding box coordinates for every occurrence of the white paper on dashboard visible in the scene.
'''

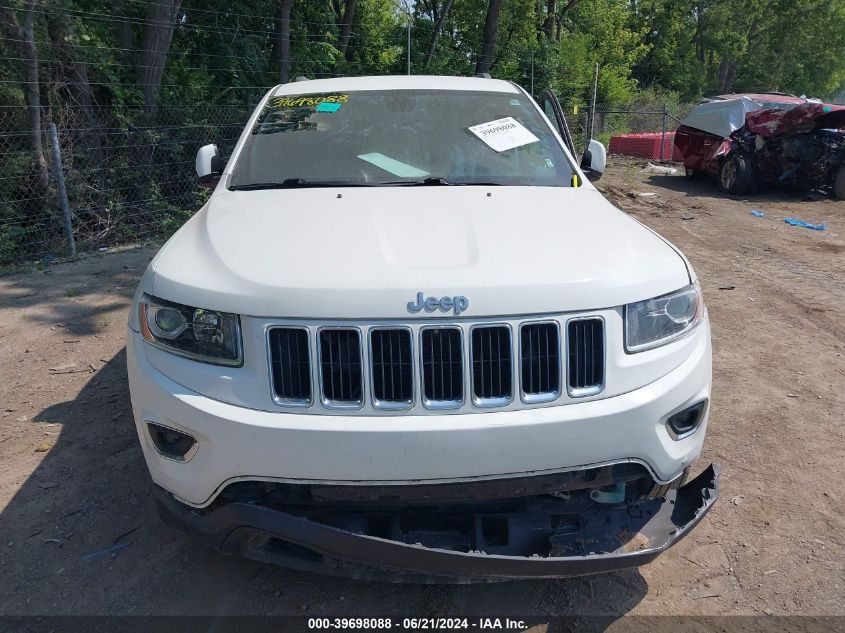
[468,117,539,152]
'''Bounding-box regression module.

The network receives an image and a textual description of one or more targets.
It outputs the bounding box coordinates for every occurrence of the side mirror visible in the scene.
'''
[581,139,607,181]
[196,144,225,188]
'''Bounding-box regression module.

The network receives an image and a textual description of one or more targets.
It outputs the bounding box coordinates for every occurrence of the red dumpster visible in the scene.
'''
[608,132,683,161]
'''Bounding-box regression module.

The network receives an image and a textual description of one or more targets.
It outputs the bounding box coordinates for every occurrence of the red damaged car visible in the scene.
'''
[674,93,845,198]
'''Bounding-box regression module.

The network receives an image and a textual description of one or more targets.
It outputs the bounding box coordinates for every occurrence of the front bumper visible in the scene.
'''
[155,464,719,582]
[127,323,711,507]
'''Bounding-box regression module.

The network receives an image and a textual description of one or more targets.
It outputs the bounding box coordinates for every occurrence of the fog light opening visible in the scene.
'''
[666,401,707,440]
[147,422,198,461]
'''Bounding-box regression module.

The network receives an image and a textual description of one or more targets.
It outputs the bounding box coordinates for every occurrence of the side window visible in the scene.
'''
[543,99,564,138]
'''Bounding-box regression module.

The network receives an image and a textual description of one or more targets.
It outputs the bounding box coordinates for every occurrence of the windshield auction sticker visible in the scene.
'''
[468,117,539,152]
[252,93,350,135]
[269,94,349,109]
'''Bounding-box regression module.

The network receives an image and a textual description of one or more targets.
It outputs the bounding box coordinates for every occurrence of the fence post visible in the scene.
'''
[585,63,599,154]
[406,20,411,75]
[660,105,668,162]
[48,123,76,257]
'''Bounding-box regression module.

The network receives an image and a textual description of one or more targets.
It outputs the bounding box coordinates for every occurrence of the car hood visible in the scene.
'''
[678,98,845,141]
[745,101,845,137]
[148,186,691,318]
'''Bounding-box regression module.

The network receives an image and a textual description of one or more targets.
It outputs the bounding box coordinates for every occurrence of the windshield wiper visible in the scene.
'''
[228,178,374,190]
[230,177,506,190]
[383,178,504,186]
[380,177,450,186]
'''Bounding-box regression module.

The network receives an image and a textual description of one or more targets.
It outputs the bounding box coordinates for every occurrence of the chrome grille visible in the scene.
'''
[520,322,560,402]
[318,329,364,407]
[370,328,413,409]
[268,327,312,405]
[567,318,604,397]
[471,326,512,406]
[266,314,607,413]
[420,327,463,407]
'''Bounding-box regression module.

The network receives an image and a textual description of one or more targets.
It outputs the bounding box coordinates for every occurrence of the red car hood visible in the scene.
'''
[745,102,845,137]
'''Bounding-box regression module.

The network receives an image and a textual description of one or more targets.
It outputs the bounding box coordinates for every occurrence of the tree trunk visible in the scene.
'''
[112,0,134,64]
[543,0,580,42]
[46,5,104,193]
[718,58,736,93]
[0,1,49,193]
[278,0,292,83]
[47,10,96,112]
[137,0,182,118]
[475,0,504,75]
[543,0,556,41]
[337,0,356,59]
[491,23,516,71]
[424,0,454,67]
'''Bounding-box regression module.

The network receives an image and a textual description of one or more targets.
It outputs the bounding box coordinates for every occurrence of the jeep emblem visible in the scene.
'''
[407,292,469,315]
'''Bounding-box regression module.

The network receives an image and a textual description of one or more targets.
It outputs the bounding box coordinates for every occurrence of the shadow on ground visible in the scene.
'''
[0,348,648,622]
[645,173,835,204]
[0,248,154,336]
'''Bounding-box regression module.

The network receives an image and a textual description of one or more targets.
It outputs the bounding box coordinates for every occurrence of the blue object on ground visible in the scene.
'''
[784,218,826,231]
[81,541,132,561]
[751,210,765,217]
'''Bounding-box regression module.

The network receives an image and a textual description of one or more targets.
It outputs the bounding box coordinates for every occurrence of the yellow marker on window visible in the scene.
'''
[571,174,580,188]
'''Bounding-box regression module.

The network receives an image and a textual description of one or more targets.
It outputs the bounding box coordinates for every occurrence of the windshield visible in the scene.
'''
[228,89,575,188]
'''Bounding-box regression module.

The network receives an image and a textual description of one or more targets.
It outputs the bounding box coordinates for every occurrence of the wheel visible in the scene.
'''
[685,167,696,181]
[834,165,845,200]
[718,155,752,195]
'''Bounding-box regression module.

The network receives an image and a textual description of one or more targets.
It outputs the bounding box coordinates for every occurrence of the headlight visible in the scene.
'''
[139,295,242,366]
[625,283,703,352]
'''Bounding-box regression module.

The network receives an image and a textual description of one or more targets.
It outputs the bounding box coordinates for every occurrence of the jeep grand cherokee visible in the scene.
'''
[127,75,718,582]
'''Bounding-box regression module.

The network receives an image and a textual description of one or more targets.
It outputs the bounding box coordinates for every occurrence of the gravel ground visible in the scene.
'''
[0,162,842,622]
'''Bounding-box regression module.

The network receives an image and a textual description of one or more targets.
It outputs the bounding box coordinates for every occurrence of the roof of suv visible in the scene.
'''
[271,75,520,96]
[712,93,805,104]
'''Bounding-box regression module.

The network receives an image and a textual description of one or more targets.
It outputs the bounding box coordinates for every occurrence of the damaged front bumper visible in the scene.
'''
[154,464,719,583]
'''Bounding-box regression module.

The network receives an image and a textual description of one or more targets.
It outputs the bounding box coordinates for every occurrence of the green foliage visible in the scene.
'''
[632,0,845,100]
[0,0,842,265]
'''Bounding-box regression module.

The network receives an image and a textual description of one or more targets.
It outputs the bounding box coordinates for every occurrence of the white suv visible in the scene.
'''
[127,75,718,582]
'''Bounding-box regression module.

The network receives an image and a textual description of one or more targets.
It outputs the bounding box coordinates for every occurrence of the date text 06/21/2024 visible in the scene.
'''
[307,617,528,630]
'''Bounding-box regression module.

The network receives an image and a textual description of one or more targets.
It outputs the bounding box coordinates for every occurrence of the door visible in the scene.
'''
[540,89,577,158]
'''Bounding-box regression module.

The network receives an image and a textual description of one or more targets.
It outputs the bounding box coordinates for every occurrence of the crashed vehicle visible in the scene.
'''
[674,93,845,198]
[127,75,718,582]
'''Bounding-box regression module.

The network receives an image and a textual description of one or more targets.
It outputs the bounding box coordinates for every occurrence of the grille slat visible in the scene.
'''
[268,328,312,405]
[421,328,463,407]
[370,329,413,408]
[319,329,363,406]
[520,323,560,401]
[567,318,604,396]
[471,326,512,405]
[269,316,605,411]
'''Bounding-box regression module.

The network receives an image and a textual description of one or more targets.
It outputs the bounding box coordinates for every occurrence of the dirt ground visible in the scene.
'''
[0,161,842,622]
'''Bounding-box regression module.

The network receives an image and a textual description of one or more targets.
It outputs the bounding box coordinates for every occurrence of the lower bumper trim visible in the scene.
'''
[154,464,719,583]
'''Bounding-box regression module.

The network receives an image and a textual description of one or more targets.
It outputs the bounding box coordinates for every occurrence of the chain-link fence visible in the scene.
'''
[561,103,693,159]
[0,98,691,269]
[0,101,257,269]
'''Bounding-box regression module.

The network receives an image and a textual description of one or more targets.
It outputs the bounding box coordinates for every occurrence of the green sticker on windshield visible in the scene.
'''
[316,102,342,113]
[270,94,349,109]
[252,93,348,135]
[357,153,429,178]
